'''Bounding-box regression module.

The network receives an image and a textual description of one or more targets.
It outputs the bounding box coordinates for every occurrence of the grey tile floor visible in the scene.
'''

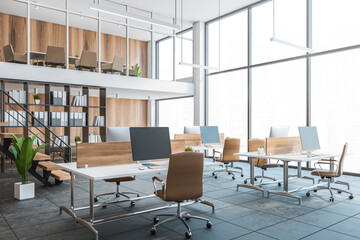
[1,161,360,240]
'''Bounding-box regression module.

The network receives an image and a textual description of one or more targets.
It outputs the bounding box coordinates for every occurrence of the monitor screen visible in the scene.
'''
[130,127,172,161]
[269,126,289,138]
[107,127,130,142]
[298,126,320,151]
[184,126,201,134]
[200,126,220,144]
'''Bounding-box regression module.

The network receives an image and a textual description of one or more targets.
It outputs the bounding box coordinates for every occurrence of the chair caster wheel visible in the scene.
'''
[153,217,159,223]
[330,197,334,202]
[306,192,310,197]
[116,193,120,198]
[232,176,235,180]
[206,222,212,229]
[102,205,107,208]
[214,176,217,179]
[185,217,190,220]
[241,174,244,177]
[314,190,317,192]
[337,190,342,194]
[278,183,282,187]
[150,227,156,235]
[94,197,99,202]
[228,172,231,175]
[212,172,215,176]
[130,201,135,207]
[349,195,354,199]
[244,180,247,184]
[185,231,192,239]
[254,178,257,181]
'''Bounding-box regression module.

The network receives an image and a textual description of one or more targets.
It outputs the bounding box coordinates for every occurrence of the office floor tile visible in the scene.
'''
[232,232,277,240]
[0,229,18,240]
[328,218,360,238]
[301,229,360,240]
[230,211,287,231]
[292,209,348,228]
[320,201,360,217]
[190,222,251,240]
[202,205,255,221]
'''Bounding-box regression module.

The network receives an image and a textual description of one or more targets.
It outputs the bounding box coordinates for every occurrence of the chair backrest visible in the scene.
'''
[45,46,65,64]
[336,143,348,177]
[222,138,240,162]
[248,138,267,167]
[112,56,123,72]
[80,50,97,68]
[3,44,14,62]
[165,152,204,201]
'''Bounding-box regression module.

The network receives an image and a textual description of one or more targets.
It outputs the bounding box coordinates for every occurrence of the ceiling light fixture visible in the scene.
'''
[270,0,313,53]
[88,3,180,30]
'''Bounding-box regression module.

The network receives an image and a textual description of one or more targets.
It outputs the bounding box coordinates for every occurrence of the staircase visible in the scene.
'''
[0,90,72,186]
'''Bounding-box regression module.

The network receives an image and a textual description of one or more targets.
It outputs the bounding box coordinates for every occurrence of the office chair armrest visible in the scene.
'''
[320,159,338,162]
[213,150,222,159]
[152,176,165,195]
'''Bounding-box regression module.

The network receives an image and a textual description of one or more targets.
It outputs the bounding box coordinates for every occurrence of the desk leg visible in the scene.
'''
[289,162,315,184]
[59,172,77,224]
[90,179,94,223]
[71,172,74,209]
[236,157,264,196]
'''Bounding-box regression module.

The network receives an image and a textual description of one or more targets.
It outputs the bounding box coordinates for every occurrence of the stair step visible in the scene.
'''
[0,122,8,127]
[51,170,71,181]
[34,152,50,161]
[38,161,61,171]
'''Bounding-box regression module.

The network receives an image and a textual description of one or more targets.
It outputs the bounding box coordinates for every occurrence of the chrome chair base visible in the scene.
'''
[212,164,243,179]
[94,183,140,206]
[307,178,353,202]
[243,169,280,186]
[151,202,212,239]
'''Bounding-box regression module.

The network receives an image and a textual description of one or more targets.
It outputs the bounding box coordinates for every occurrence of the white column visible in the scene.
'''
[147,97,156,127]
[193,21,205,126]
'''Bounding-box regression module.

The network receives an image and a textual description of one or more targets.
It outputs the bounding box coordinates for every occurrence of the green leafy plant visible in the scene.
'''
[135,66,142,77]
[33,94,41,100]
[184,146,194,152]
[75,54,79,58]
[225,137,230,140]
[74,136,81,142]
[11,134,47,184]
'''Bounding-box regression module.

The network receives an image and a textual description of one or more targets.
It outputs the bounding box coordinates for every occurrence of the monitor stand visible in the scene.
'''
[138,160,153,170]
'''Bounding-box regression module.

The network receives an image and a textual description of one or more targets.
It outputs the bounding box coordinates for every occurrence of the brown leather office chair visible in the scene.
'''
[212,138,243,179]
[3,44,27,64]
[45,46,65,68]
[151,152,212,239]
[101,56,123,74]
[94,176,140,207]
[306,143,353,202]
[121,63,139,76]
[244,139,281,186]
[75,50,97,71]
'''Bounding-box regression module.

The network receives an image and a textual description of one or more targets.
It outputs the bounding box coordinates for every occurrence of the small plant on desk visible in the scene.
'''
[34,94,41,104]
[11,134,47,200]
[185,146,194,152]
[75,136,81,144]
[75,54,79,58]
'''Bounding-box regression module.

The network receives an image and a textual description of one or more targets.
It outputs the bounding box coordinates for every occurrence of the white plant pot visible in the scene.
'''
[14,182,35,200]
[75,141,81,145]
[35,99,40,104]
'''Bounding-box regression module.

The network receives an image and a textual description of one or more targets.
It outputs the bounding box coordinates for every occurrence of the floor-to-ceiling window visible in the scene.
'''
[204,0,360,174]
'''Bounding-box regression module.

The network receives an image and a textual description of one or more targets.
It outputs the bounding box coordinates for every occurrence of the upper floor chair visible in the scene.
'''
[3,44,27,64]
[212,138,243,180]
[306,143,353,202]
[45,46,65,68]
[75,50,97,71]
[151,152,212,239]
[101,56,123,74]
[122,63,139,76]
[244,138,281,186]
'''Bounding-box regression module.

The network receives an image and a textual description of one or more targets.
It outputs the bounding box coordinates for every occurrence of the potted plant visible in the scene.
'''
[75,136,81,145]
[34,94,41,105]
[225,137,230,140]
[75,54,79,58]
[11,134,47,200]
[135,66,142,77]
[184,146,194,152]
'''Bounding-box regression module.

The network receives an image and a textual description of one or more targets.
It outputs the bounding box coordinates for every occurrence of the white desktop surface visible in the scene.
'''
[192,144,224,151]
[234,152,338,162]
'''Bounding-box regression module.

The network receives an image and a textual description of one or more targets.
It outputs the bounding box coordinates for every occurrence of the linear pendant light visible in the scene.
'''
[88,3,181,30]
[179,0,221,71]
[270,0,313,53]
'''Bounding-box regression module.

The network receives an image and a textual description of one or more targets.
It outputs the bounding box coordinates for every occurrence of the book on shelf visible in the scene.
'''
[8,90,26,104]
[50,112,68,126]
[69,112,86,126]
[32,111,48,126]
[52,135,69,147]
[71,95,87,106]
[89,134,102,143]
[5,110,27,126]
[51,91,67,105]
[92,116,105,126]
[32,135,43,146]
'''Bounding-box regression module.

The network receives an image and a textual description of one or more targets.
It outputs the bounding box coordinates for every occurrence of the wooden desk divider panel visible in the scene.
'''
[265,137,302,156]
[76,139,186,168]
[174,133,225,146]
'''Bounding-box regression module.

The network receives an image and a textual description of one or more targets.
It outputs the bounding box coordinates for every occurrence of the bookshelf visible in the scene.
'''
[0,80,107,149]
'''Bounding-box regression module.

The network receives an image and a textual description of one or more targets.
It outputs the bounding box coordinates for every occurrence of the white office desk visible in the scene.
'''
[58,160,216,240]
[234,152,337,204]
[192,144,223,152]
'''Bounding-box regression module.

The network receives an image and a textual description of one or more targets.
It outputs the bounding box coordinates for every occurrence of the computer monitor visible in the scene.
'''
[129,127,172,162]
[184,126,201,134]
[200,126,220,144]
[107,127,130,142]
[298,126,320,151]
[269,126,289,138]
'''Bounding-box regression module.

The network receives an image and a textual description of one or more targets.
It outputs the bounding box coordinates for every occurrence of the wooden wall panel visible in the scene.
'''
[69,27,98,57]
[129,39,148,78]
[101,33,126,63]
[107,98,147,127]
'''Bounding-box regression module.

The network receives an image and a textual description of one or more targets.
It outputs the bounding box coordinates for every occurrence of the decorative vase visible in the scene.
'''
[14,182,35,200]
[35,99,40,104]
